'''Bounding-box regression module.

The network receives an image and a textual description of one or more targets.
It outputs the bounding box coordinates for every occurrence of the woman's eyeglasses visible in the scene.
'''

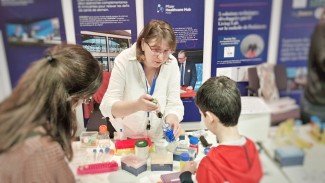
[145,42,174,56]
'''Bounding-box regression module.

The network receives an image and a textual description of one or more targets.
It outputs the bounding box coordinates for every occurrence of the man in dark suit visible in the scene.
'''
[178,50,197,90]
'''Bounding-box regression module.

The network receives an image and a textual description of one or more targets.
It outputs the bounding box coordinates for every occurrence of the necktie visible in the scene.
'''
[180,63,184,86]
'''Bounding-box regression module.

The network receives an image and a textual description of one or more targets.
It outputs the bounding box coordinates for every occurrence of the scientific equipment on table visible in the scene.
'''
[163,123,175,142]
[180,152,190,170]
[204,147,211,155]
[189,136,199,154]
[104,147,114,162]
[199,135,212,147]
[98,125,110,148]
[151,139,173,171]
[97,148,104,162]
[80,131,98,147]
[162,123,178,152]
[92,149,97,162]
[77,161,118,175]
[121,155,147,176]
[135,139,149,160]
[114,138,153,155]
[173,147,196,161]
[178,140,188,148]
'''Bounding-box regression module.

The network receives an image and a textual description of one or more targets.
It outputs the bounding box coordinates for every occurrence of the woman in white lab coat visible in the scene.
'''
[100,20,184,141]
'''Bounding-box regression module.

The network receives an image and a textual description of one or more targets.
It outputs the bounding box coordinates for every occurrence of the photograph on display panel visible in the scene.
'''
[81,30,131,72]
[6,17,61,46]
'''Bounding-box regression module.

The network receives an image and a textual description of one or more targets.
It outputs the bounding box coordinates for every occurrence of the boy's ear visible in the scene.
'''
[204,111,214,124]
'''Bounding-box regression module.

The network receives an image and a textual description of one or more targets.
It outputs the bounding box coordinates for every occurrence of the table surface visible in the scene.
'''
[69,130,290,183]
[262,125,325,183]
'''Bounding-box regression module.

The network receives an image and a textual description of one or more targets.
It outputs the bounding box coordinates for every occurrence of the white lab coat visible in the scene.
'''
[100,44,184,141]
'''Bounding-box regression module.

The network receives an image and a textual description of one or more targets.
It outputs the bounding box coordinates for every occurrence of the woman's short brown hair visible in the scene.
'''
[136,19,176,62]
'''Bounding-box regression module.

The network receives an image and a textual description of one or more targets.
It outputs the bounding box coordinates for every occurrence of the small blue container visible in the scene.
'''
[163,123,175,142]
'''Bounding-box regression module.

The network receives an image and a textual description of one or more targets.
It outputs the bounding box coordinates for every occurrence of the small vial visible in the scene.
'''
[119,128,126,140]
[92,148,97,163]
[180,152,190,170]
[189,136,199,154]
[163,123,175,142]
[98,148,104,162]
[204,147,211,155]
[135,139,149,160]
[98,125,110,148]
[162,123,177,152]
[104,147,110,161]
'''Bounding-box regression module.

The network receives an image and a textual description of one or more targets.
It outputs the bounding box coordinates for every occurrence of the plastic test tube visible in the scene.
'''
[98,149,104,162]
[92,149,97,163]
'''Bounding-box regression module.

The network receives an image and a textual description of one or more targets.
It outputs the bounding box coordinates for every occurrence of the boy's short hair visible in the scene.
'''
[195,76,241,127]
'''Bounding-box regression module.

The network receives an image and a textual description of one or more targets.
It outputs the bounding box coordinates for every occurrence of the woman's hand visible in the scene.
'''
[165,114,182,138]
[181,161,197,174]
[137,94,159,112]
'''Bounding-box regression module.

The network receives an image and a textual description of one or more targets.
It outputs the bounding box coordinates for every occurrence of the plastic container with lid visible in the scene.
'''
[163,123,175,142]
[180,152,190,170]
[80,131,98,148]
[135,139,149,160]
[98,125,110,148]
[121,155,147,176]
[151,139,173,171]
[162,123,178,152]
[189,136,199,154]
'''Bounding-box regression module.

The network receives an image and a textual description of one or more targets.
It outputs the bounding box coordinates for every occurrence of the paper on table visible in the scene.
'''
[241,97,271,114]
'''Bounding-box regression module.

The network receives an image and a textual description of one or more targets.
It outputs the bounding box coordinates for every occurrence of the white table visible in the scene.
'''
[69,130,288,183]
[262,125,325,183]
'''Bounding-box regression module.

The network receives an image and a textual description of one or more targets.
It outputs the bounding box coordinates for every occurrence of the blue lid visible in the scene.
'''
[180,152,190,161]
[105,147,110,153]
[311,116,321,123]
[189,136,199,145]
[165,129,175,142]
[204,147,211,155]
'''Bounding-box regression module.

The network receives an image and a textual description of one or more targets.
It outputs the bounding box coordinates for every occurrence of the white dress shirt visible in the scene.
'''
[100,44,184,141]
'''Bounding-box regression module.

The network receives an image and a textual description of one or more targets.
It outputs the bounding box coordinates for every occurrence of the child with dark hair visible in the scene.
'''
[180,76,263,183]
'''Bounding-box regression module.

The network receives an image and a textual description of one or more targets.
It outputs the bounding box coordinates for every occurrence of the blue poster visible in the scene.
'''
[0,0,66,87]
[277,0,325,67]
[72,0,137,72]
[144,0,204,122]
[211,0,272,76]
[144,0,204,50]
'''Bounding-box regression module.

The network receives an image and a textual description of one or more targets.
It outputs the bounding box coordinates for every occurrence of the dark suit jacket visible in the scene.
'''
[179,61,197,88]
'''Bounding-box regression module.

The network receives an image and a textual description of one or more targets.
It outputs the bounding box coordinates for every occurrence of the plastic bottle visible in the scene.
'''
[98,125,110,148]
[135,139,149,160]
[162,123,177,152]
[180,152,190,170]
[189,136,199,154]
[163,123,175,142]
[119,128,126,140]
